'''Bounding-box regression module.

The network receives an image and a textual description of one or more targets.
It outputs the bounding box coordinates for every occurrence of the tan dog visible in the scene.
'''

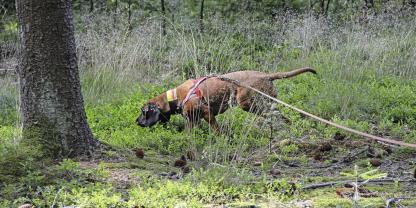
[136,67,316,131]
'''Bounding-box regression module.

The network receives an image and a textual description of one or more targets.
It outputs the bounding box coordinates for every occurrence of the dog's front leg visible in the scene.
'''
[202,108,220,133]
[182,101,201,133]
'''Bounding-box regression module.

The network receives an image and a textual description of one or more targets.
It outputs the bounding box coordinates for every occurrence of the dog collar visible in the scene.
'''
[166,88,181,114]
[166,88,177,102]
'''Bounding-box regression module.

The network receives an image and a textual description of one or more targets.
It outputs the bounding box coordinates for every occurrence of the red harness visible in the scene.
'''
[181,77,208,106]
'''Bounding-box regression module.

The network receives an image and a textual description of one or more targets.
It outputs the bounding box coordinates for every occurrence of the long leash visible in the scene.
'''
[216,76,416,149]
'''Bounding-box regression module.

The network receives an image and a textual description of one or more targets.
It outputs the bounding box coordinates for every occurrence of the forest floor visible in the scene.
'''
[76,134,416,207]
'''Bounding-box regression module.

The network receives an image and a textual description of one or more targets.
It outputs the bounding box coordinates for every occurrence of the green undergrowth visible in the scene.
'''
[1,155,415,207]
[85,83,273,157]
[84,71,416,157]
[0,157,300,207]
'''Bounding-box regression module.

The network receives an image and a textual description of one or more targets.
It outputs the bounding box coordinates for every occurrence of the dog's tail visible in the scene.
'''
[266,67,316,81]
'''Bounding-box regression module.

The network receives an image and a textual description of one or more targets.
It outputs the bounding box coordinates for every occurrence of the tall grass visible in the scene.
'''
[75,11,416,95]
[73,10,416,138]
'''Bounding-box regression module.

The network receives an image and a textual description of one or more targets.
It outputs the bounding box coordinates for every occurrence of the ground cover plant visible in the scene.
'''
[1,1,416,207]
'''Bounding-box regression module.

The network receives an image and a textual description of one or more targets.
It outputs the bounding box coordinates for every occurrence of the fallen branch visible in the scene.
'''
[302,178,416,190]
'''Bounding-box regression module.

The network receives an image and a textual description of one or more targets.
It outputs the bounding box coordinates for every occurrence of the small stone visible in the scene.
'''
[252,169,262,177]
[333,132,346,141]
[366,146,375,157]
[348,141,363,148]
[279,139,292,146]
[313,152,322,160]
[169,175,179,180]
[174,156,187,167]
[270,168,281,177]
[344,183,354,188]
[294,200,313,208]
[318,142,332,152]
[374,149,388,158]
[382,146,393,154]
[253,161,262,166]
[367,147,387,158]
[159,172,168,177]
[134,148,145,159]
[182,166,191,174]
[369,158,382,167]
[18,204,32,208]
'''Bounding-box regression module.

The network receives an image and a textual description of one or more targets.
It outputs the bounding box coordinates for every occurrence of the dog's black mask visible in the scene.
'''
[136,103,170,127]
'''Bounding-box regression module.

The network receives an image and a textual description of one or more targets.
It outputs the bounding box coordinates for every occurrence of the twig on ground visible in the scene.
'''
[310,148,367,169]
[386,197,409,208]
[302,178,416,190]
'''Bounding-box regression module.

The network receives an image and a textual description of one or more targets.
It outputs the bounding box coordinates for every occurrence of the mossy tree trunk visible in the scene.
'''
[199,0,204,33]
[89,0,94,13]
[320,0,325,14]
[16,0,98,158]
[161,0,166,36]
[127,0,133,32]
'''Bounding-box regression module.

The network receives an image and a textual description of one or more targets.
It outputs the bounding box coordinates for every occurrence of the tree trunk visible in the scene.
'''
[161,0,166,36]
[199,0,204,33]
[320,0,325,15]
[16,0,98,157]
[325,0,331,16]
[89,0,94,13]
[113,0,118,28]
[128,0,132,32]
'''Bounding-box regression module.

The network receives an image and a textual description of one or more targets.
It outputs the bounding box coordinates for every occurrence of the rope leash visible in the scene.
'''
[216,76,416,149]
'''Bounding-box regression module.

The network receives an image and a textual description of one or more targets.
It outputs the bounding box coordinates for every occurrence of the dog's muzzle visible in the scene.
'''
[136,104,162,127]
[136,117,147,127]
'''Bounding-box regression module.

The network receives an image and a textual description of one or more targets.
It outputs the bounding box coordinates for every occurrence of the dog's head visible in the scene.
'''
[136,103,170,127]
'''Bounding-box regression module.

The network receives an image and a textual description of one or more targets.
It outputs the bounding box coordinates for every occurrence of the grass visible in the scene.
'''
[1,10,416,207]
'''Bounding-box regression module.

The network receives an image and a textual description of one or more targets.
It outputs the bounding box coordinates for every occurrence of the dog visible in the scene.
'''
[136,67,316,131]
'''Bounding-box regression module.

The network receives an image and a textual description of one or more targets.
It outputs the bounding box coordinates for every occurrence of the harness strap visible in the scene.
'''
[182,77,208,107]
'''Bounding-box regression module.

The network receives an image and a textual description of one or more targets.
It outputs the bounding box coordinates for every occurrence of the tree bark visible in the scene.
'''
[89,0,94,13]
[128,0,132,32]
[199,0,204,33]
[16,0,98,157]
[320,0,325,15]
[113,0,118,28]
[325,0,331,16]
[161,0,166,36]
